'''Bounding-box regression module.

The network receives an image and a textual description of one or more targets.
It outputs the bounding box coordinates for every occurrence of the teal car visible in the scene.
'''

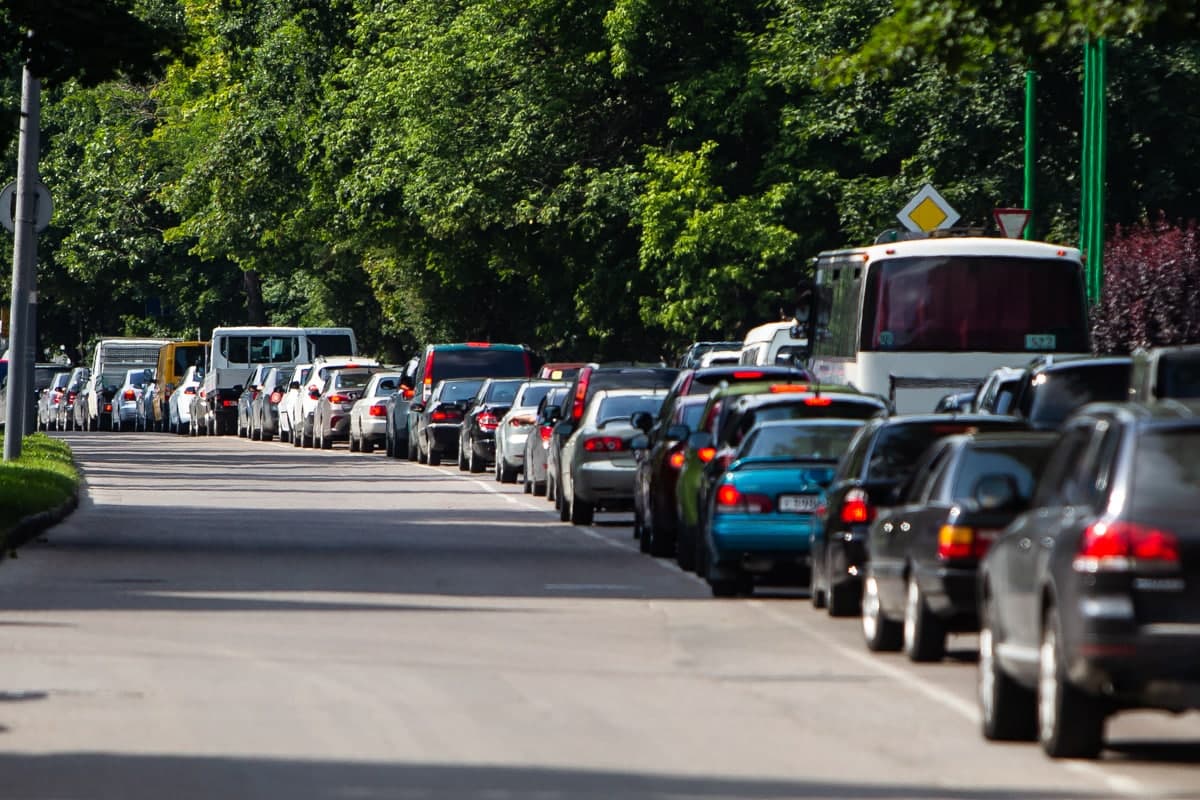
[700,419,864,597]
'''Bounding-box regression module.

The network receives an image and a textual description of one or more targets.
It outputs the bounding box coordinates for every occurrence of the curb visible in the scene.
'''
[2,484,81,559]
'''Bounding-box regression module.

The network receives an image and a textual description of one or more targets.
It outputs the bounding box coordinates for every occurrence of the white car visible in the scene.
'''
[494,380,565,483]
[558,388,667,526]
[348,372,402,453]
[168,365,204,434]
[111,368,154,431]
[294,356,381,448]
[276,363,312,444]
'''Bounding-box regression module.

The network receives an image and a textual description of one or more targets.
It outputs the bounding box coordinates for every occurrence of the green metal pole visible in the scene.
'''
[1024,66,1037,239]
[1080,39,1106,304]
[1081,41,1093,272]
[1094,38,1107,302]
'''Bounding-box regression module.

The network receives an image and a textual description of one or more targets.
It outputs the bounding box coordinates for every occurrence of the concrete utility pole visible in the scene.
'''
[4,62,41,460]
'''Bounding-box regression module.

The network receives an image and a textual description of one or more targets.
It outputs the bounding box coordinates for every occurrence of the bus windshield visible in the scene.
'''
[860,256,1088,353]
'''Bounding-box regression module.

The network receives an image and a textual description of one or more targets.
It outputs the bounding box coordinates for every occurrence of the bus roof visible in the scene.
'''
[816,236,1082,266]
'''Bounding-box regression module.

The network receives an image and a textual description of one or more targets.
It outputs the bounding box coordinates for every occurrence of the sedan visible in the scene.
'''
[111,368,153,431]
[522,386,568,496]
[168,366,203,435]
[495,380,565,483]
[862,431,1056,660]
[558,389,667,526]
[978,402,1200,759]
[700,419,862,597]
[413,378,485,465]
[36,371,70,431]
[312,368,379,449]
[348,371,401,453]
[459,378,526,473]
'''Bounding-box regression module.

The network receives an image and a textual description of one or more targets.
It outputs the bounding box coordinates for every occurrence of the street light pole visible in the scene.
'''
[4,62,41,460]
[1081,38,1107,303]
[1023,65,1037,240]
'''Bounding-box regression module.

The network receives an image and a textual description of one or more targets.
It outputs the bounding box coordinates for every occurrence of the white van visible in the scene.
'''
[200,326,357,435]
[738,320,808,367]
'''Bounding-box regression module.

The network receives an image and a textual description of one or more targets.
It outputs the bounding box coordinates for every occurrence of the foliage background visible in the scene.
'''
[4,0,1200,362]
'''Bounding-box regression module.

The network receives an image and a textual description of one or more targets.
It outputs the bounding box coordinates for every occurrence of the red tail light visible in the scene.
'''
[804,396,833,406]
[571,372,591,422]
[840,488,874,524]
[509,415,533,427]
[184,387,196,395]
[327,394,351,404]
[715,484,773,514]
[539,424,553,442]
[668,451,686,469]
[123,389,136,401]
[223,399,237,407]
[1074,521,1181,573]
[770,384,809,393]
[697,446,716,463]
[67,391,77,402]
[104,403,113,412]
[402,386,414,400]
[466,341,490,347]
[368,404,387,417]
[732,371,765,379]
[478,412,500,430]
[423,352,434,390]
[938,525,986,560]
[583,436,625,452]
[270,391,283,404]
[430,407,463,423]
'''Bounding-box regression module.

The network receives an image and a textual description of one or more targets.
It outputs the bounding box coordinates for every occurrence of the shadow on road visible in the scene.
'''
[0,753,1129,800]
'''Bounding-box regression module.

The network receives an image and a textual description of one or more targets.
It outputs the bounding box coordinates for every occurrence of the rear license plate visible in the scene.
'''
[778,494,819,513]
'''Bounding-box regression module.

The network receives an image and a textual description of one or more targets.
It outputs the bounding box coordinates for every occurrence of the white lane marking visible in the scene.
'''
[544,584,640,591]
[747,602,1152,797]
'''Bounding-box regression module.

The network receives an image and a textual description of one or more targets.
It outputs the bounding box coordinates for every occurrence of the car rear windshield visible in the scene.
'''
[333,372,373,389]
[951,442,1054,503]
[1021,363,1131,428]
[432,349,529,381]
[1130,429,1200,514]
[596,394,664,426]
[867,421,1021,482]
[589,369,678,398]
[745,422,861,460]
[439,380,485,403]
[516,383,557,408]
[307,334,355,358]
[679,402,705,429]
[484,379,525,404]
[173,345,206,375]
[1157,352,1200,400]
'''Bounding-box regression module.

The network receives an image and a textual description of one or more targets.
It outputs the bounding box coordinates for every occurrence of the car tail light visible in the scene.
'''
[509,416,533,427]
[840,488,874,524]
[423,352,434,390]
[104,403,113,412]
[184,387,196,395]
[804,396,833,406]
[571,369,592,423]
[123,389,136,401]
[715,484,773,514]
[539,424,553,442]
[1073,521,1181,573]
[402,386,414,400]
[369,404,387,417]
[478,412,500,431]
[223,399,237,407]
[308,386,320,399]
[937,525,987,560]
[67,391,77,402]
[697,446,716,463]
[668,451,686,469]
[466,341,490,347]
[430,407,462,423]
[715,451,735,470]
[733,371,765,380]
[270,390,283,404]
[327,394,351,404]
[583,436,625,452]
[770,384,809,393]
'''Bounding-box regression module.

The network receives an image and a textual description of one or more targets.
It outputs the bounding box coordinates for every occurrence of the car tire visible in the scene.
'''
[903,573,946,662]
[522,471,533,494]
[862,574,903,652]
[559,491,570,522]
[428,446,441,466]
[407,435,418,461]
[827,576,860,617]
[361,436,374,454]
[320,428,333,450]
[810,557,828,609]
[457,444,468,471]
[416,437,428,463]
[708,572,751,598]
[469,443,485,473]
[570,492,594,526]
[979,592,1036,741]
[1038,606,1107,759]
[533,478,546,497]
[498,458,517,484]
[349,432,360,452]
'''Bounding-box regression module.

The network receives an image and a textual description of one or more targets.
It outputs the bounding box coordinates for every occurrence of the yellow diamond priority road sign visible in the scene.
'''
[898,184,959,233]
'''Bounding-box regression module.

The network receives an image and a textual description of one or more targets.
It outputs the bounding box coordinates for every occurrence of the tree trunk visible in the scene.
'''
[243,269,266,325]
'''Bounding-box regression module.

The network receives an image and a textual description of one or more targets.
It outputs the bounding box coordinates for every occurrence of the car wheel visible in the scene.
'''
[559,489,570,522]
[416,437,428,463]
[457,443,468,471]
[708,572,751,598]
[903,573,946,662]
[428,445,441,466]
[320,427,333,450]
[498,457,517,484]
[349,431,360,452]
[361,435,374,454]
[862,574,903,652]
[569,491,594,526]
[827,575,860,618]
[533,477,546,497]
[810,553,828,609]
[469,442,485,473]
[251,423,262,441]
[522,471,533,494]
[979,592,1036,741]
[1038,606,1107,759]
[407,434,418,461]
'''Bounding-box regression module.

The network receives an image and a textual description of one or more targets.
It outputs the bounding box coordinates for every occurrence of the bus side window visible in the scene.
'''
[813,266,861,359]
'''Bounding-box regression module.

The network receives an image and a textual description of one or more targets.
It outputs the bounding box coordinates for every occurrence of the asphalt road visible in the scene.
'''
[1,431,1198,799]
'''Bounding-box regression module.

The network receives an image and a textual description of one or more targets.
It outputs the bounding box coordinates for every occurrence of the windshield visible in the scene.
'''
[220,335,300,365]
[438,380,485,403]
[484,379,524,404]
[1131,429,1200,514]
[951,443,1053,503]
[1021,363,1131,428]
[860,256,1089,353]
[307,333,355,359]
[596,394,664,425]
[516,383,556,409]
[372,376,400,396]
[744,422,861,460]
[333,371,372,390]
[867,421,1020,482]
[430,349,529,381]
[173,345,205,375]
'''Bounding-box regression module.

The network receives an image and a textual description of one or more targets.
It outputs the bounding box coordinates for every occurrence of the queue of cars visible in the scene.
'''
[35,329,1200,762]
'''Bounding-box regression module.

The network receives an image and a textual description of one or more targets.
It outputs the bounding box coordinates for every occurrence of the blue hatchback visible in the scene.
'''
[701,419,864,597]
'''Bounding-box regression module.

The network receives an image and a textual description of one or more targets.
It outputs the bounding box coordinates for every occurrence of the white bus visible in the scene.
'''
[806,236,1090,413]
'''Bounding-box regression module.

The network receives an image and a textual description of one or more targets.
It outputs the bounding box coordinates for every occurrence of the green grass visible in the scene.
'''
[0,433,79,545]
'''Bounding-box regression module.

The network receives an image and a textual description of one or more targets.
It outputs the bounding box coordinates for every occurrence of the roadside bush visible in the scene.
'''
[1092,216,1200,353]
[0,433,79,550]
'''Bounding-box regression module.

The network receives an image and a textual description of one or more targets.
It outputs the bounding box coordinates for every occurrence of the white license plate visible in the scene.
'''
[778,494,819,513]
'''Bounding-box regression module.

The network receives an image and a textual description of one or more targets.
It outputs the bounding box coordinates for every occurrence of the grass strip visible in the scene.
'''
[0,433,79,547]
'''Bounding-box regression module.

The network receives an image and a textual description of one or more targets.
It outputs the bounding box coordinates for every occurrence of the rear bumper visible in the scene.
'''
[428,424,461,452]
[1068,625,1200,711]
[711,515,817,557]
[573,460,638,504]
[914,565,980,629]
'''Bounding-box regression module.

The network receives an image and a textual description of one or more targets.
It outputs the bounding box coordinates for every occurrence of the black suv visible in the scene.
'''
[986,355,1132,431]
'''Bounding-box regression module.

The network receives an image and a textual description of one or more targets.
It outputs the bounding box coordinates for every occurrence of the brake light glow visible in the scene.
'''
[123,389,136,401]
[539,424,553,442]
[584,436,625,452]
[697,446,716,463]
[769,384,810,393]
[368,404,387,417]
[509,415,533,427]
[572,369,591,422]
[67,391,77,402]
[430,407,462,423]
[1074,521,1181,573]
[270,391,283,404]
[222,400,237,407]
[668,451,686,469]
[840,488,874,524]
[733,371,765,380]
[327,394,351,404]
[715,451,734,470]
[478,412,500,431]
[104,403,113,412]
[466,342,490,347]
[715,484,773,514]
[423,352,434,387]
[937,525,986,560]
[804,396,833,406]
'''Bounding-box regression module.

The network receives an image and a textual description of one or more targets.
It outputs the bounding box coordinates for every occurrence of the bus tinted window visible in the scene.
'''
[860,256,1088,353]
[431,349,529,381]
[308,334,355,358]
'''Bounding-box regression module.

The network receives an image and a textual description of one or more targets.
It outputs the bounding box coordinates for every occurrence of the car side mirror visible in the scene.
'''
[553,420,575,437]
[665,424,690,442]
[630,433,650,451]
[975,473,1021,512]
[630,411,654,433]
[687,431,712,451]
